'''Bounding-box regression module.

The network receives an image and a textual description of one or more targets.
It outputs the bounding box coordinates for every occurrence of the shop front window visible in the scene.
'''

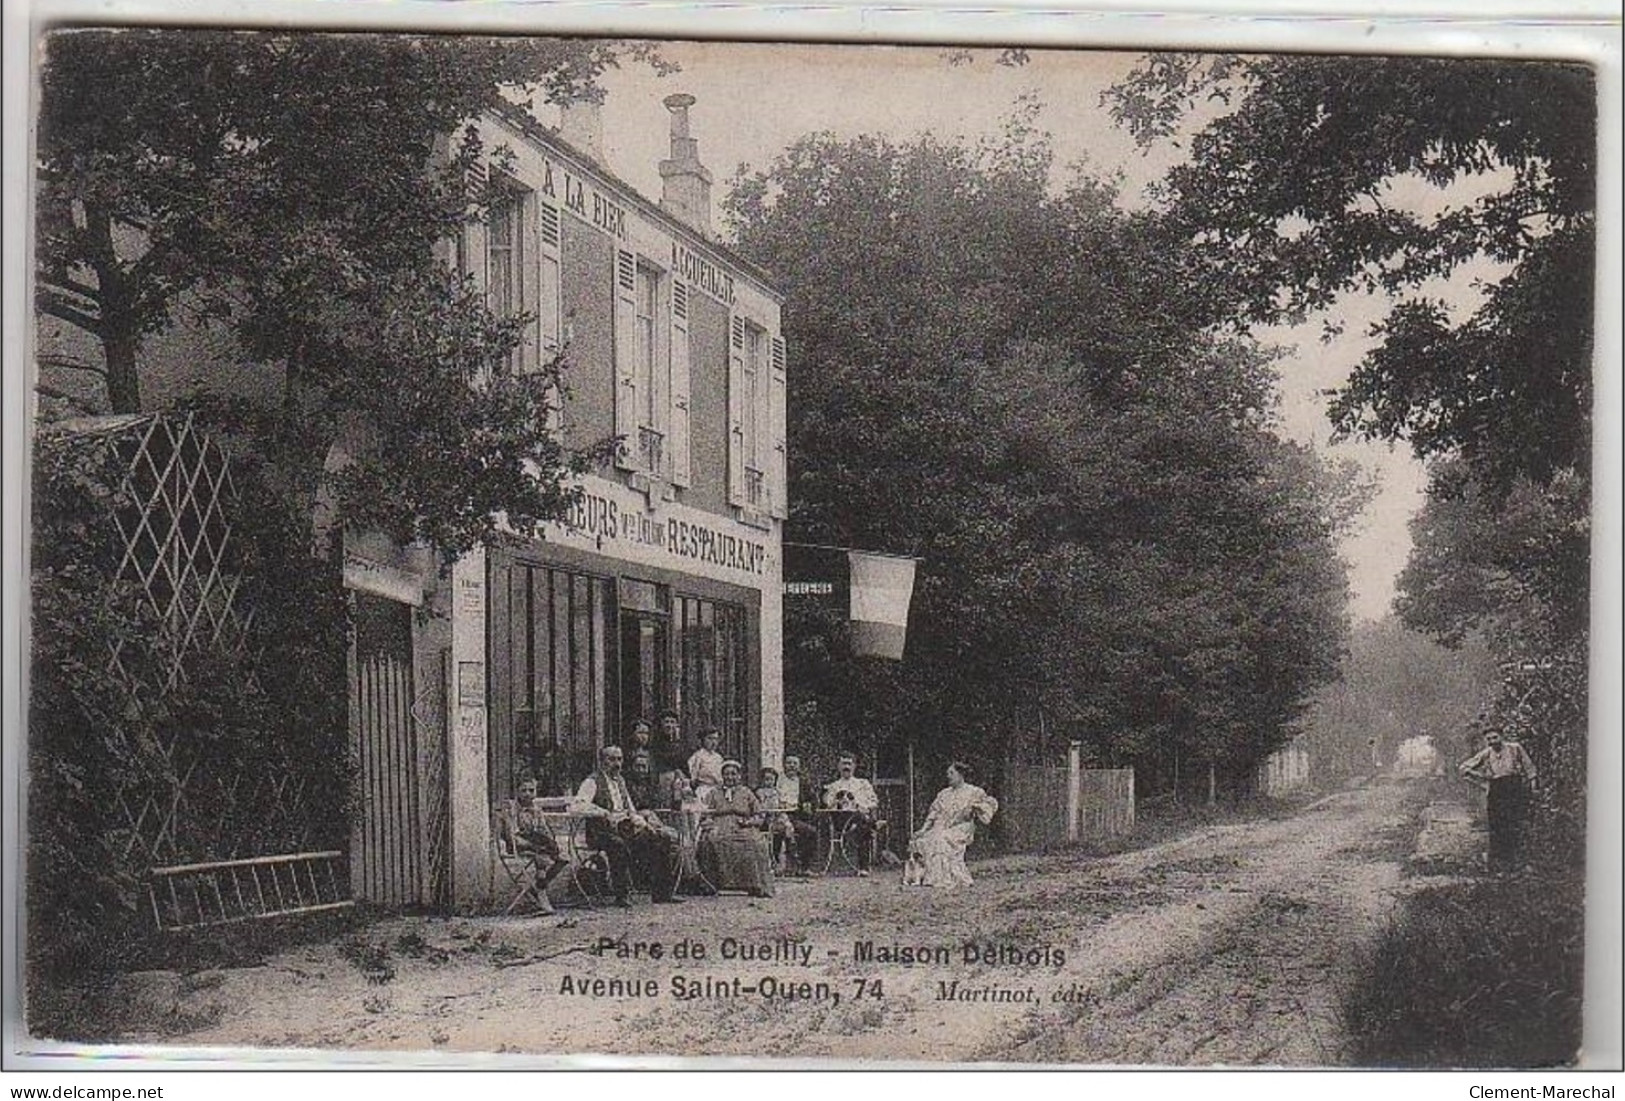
[619,578,671,754]
[493,561,613,798]
[674,595,749,766]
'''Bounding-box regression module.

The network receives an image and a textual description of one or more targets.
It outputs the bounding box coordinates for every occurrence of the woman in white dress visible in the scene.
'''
[686,729,726,801]
[907,761,998,888]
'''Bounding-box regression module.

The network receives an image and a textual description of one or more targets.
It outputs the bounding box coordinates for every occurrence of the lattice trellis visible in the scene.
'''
[49,414,324,871]
[106,414,253,691]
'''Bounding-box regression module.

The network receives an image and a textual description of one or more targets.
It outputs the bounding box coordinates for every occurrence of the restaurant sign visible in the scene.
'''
[559,487,769,578]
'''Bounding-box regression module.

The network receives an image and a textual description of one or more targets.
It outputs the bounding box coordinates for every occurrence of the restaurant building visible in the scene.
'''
[33,90,784,913]
[429,95,787,906]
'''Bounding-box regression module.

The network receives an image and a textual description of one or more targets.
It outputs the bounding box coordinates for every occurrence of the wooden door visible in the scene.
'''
[349,593,423,906]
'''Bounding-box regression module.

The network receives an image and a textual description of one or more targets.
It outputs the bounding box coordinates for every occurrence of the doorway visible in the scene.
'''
[618,577,671,755]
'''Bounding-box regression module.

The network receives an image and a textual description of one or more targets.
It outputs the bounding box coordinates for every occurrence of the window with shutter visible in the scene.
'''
[488,182,537,374]
[670,281,692,487]
[538,202,562,354]
[613,248,639,469]
[538,201,563,434]
[459,157,489,286]
[727,315,747,506]
[768,335,787,519]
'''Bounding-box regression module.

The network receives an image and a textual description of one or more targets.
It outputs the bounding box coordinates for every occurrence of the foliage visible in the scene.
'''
[1399,458,1589,649]
[1345,873,1583,1067]
[35,29,653,555]
[1109,51,1594,838]
[1107,54,1595,491]
[1299,617,1498,780]
[725,129,1361,789]
[27,426,349,984]
[1396,456,1589,857]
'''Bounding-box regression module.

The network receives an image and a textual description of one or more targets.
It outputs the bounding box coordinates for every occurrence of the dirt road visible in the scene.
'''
[127,778,1452,1066]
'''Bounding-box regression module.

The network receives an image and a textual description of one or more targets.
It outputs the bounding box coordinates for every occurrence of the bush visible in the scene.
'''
[27,423,350,989]
[1346,872,1584,1067]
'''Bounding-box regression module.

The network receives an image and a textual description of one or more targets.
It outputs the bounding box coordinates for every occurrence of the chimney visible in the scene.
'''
[659,93,713,236]
[559,97,604,164]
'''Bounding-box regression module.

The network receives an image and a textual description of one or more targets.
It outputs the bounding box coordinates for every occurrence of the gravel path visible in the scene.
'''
[103,778,1451,1066]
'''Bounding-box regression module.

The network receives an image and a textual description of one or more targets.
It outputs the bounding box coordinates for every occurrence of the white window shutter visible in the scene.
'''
[670,281,692,487]
[462,157,489,288]
[613,248,639,469]
[538,202,562,355]
[538,202,563,434]
[768,335,788,519]
[461,221,487,291]
[727,314,747,506]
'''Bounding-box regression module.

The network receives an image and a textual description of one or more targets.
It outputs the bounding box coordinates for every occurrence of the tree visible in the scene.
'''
[35,29,660,554]
[1107,55,1595,491]
[725,127,1360,795]
[1108,52,1595,848]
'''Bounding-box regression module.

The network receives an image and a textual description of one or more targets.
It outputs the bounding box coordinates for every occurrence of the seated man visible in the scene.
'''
[626,748,662,813]
[498,772,567,914]
[822,752,883,877]
[772,756,820,874]
[570,745,684,906]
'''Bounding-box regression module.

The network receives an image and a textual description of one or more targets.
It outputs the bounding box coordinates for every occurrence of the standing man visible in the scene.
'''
[776,755,819,874]
[823,752,882,877]
[1459,726,1538,868]
[570,745,684,905]
[659,711,685,770]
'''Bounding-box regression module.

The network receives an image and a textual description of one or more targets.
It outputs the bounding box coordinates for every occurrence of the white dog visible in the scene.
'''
[900,848,925,887]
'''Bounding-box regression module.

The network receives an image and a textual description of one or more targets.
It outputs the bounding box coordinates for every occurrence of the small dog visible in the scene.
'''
[900,850,925,887]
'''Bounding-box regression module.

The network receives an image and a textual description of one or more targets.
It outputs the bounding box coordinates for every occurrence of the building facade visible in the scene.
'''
[437,98,788,906]
[31,92,782,913]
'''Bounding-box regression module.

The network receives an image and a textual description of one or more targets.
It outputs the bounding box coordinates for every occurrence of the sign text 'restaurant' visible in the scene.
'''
[564,493,767,577]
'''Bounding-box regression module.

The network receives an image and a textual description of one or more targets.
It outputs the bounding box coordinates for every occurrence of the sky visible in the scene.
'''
[537,40,1441,622]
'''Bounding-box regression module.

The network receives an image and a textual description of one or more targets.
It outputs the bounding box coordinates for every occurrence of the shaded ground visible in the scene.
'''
[55,777,1471,1066]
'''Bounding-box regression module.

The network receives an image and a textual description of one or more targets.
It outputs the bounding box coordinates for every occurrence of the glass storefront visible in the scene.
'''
[675,595,749,766]
[488,548,756,800]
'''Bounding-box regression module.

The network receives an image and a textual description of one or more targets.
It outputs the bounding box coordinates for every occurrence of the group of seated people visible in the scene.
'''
[499,718,894,910]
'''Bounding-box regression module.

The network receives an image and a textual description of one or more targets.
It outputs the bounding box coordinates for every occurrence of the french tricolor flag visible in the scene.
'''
[846,551,918,660]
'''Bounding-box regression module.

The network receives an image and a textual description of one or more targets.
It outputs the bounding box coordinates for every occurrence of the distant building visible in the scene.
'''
[1256,739,1311,797]
[1393,735,1442,777]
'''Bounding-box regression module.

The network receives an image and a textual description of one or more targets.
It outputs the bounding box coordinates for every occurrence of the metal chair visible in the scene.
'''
[822,810,890,874]
[535,802,616,908]
[491,802,553,916]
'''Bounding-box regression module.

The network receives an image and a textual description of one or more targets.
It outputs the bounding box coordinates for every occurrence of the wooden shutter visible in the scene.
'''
[727,314,747,506]
[670,280,692,487]
[461,157,489,293]
[613,248,639,469]
[538,202,563,355]
[538,201,563,433]
[768,335,788,519]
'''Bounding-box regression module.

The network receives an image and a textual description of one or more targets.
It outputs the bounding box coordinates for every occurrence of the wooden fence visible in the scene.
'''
[1256,741,1311,796]
[1000,764,1135,852]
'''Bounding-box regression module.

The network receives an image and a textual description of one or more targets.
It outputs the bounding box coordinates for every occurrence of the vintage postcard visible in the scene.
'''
[9,11,1617,1073]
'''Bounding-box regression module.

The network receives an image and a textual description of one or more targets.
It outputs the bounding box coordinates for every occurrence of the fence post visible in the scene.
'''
[906,742,916,834]
[1067,741,1081,843]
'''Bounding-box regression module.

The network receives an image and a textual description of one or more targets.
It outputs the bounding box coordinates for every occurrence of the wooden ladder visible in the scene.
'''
[147,851,353,931]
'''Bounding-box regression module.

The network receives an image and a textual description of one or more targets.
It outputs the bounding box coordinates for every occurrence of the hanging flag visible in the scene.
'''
[848,551,917,660]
